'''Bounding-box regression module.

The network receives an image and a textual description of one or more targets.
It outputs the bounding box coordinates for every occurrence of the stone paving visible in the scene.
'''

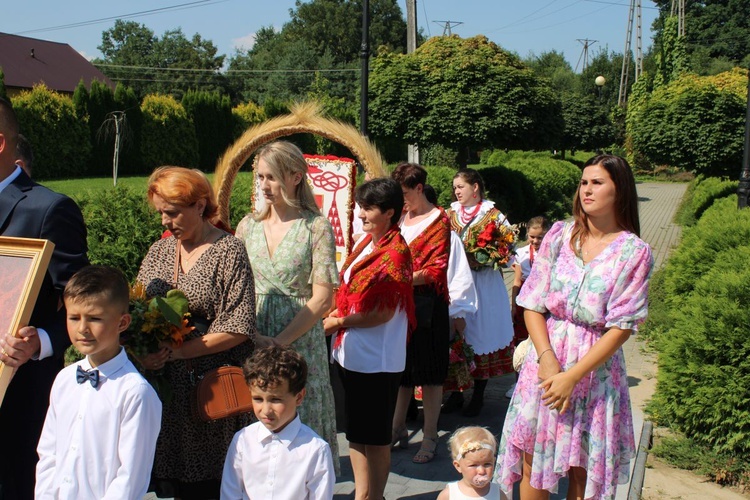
[332,182,688,500]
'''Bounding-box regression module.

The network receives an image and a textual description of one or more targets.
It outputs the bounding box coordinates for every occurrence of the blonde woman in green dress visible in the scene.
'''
[235,141,340,472]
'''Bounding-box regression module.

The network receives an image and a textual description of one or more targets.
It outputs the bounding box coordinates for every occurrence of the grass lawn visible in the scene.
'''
[40,172,229,200]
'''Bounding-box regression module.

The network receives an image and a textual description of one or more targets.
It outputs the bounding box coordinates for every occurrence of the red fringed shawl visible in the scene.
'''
[333,225,416,348]
[407,208,451,302]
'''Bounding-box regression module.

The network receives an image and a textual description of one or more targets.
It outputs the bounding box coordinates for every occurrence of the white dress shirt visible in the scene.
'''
[221,415,335,500]
[331,241,409,373]
[35,348,162,500]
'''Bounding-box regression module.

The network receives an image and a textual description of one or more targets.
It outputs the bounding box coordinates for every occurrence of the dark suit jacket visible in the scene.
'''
[0,170,88,500]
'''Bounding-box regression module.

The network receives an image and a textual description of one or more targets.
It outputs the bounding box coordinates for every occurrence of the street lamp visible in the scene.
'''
[595,75,606,101]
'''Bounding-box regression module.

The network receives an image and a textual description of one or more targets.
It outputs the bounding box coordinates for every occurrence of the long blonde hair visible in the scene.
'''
[252,141,319,221]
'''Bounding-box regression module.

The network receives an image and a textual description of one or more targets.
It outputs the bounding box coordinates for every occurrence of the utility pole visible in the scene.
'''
[434,21,462,36]
[359,0,370,137]
[406,0,419,164]
[575,38,597,73]
[618,0,636,106]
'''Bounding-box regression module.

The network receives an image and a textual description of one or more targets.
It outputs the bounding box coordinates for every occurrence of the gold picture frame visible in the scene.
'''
[0,236,54,406]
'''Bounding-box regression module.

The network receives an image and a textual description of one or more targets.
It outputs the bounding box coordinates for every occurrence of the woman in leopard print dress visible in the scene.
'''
[138,167,256,500]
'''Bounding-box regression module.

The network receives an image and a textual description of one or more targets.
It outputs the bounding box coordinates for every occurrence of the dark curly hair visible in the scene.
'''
[243,345,308,395]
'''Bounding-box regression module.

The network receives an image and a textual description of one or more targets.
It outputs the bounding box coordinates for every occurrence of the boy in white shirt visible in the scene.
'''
[221,345,335,500]
[35,265,162,500]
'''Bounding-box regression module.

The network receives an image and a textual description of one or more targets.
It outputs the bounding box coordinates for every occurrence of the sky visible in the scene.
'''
[3,0,660,73]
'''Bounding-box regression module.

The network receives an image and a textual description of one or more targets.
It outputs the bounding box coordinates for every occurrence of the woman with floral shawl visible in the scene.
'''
[324,178,415,500]
[389,163,451,464]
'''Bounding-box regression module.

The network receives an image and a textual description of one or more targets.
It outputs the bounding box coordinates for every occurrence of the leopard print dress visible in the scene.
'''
[137,233,256,484]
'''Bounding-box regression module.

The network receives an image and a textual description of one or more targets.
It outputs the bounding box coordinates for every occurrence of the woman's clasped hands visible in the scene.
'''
[537,351,579,415]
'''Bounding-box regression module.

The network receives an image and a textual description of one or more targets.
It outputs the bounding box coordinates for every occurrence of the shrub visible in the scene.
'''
[423,166,457,208]
[658,195,750,310]
[627,69,747,177]
[182,90,233,170]
[650,243,750,459]
[12,84,91,179]
[476,165,535,224]
[232,101,266,135]
[689,176,738,223]
[421,144,458,168]
[481,150,580,222]
[140,94,199,170]
[77,185,163,282]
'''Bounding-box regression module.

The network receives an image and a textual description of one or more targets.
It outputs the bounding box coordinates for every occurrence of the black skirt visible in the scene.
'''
[400,286,450,387]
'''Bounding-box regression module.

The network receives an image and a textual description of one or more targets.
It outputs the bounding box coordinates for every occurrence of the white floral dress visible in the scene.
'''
[495,221,653,499]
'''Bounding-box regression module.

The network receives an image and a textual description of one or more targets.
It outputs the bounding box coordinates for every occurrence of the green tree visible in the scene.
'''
[651,0,750,70]
[369,35,563,167]
[97,20,226,98]
[524,50,578,94]
[627,68,747,176]
[228,0,407,106]
[285,0,406,65]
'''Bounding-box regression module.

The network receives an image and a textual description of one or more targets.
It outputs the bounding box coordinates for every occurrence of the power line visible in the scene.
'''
[486,0,583,33]
[584,0,657,10]
[13,0,226,36]
[493,4,612,36]
[96,63,359,74]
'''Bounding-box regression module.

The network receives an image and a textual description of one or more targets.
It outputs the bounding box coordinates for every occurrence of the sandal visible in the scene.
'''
[412,437,437,464]
[391,426,409,449]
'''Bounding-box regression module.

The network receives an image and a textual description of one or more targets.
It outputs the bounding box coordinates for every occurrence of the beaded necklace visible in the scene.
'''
[459,202,482,225]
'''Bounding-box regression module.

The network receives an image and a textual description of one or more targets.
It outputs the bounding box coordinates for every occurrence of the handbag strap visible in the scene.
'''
[174,239,181,286]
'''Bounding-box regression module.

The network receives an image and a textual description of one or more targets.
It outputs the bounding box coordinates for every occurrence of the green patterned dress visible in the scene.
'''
[236,210,340,473]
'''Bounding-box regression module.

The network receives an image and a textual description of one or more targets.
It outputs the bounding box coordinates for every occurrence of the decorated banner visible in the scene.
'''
[253,154,356,270]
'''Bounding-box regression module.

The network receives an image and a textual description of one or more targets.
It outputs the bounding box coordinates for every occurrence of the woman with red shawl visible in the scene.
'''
[389,163,451,464]
[324,178,415,500]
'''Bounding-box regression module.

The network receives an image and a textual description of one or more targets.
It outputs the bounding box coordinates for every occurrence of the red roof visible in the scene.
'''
[0,32,113,93]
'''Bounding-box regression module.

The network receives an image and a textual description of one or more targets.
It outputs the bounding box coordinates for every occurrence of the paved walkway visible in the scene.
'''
[332,182,688,499]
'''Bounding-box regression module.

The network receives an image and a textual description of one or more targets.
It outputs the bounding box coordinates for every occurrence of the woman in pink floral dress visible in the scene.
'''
[495,155,653,500]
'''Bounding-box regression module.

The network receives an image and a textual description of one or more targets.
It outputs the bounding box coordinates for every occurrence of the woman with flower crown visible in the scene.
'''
[442,168,515,417]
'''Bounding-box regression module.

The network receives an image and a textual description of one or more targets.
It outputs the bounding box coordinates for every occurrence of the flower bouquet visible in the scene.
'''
[443,333,476,392]
[122,283,194,399]
[464,215,518,270]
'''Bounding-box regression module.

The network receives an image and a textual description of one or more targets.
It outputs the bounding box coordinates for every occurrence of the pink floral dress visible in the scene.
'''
[495,221,653,499]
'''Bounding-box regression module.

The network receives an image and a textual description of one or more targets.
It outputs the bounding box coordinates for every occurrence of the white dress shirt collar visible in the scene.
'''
[256,413,302,448]
[80,347,128,380]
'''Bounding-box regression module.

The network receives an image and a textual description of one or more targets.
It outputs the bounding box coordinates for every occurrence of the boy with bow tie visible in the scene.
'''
[35,266,161,499]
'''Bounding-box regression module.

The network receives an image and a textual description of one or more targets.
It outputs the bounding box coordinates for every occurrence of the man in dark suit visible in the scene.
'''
[0,97,88,499]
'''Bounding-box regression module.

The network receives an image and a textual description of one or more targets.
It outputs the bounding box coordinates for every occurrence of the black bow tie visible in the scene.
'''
[76,365,100,388]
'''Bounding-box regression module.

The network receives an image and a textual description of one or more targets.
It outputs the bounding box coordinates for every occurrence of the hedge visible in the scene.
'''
[644,191,750,465]
[685,176,739,225]
[140,94,199,171]
[12,84,91,179]
[480,150,581,223]
[77,185,163,282]
[650,241,750,459]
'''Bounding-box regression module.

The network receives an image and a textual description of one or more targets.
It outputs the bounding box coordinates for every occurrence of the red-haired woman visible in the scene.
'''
[137,166,256,499]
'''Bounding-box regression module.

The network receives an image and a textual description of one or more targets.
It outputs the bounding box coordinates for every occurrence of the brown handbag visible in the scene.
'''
[193,365,254,422]
[174,242,254,422]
